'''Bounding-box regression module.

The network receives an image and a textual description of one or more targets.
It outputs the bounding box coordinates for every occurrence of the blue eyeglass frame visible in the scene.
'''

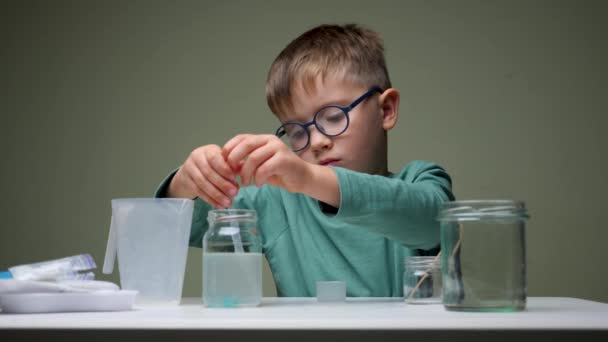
[275,86,383,152]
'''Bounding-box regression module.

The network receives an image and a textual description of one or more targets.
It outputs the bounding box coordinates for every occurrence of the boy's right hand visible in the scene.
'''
[167,144,239,208]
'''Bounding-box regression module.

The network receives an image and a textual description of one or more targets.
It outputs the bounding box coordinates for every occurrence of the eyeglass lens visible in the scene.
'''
[278,107,348,151]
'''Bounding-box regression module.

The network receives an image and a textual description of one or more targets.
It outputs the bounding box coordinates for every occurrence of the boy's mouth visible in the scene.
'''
[319,158,340,166]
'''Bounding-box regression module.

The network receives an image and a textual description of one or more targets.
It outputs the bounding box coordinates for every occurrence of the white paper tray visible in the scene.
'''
[0,290,138,314]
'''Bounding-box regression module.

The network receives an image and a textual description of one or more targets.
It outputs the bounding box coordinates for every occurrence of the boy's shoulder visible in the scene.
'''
[394,160,451,182]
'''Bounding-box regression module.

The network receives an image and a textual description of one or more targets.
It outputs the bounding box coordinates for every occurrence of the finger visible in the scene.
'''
[183,166,225,208]
[239,143,276,187]
[226,135,270,170]
[208,152,236,181]
[183,163,223,207]
[222,134,249,160]
[233,160,245,173]
[206,153,240,196]
[197,174,233,208]
[253,155,282,187]
[187,161,233,208]
[192,157,237,204]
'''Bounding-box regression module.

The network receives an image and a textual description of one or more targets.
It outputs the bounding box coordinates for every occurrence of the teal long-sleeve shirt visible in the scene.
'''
[155,160,454,297]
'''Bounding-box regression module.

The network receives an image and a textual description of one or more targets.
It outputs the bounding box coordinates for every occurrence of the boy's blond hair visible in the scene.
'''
[266,24,392,117]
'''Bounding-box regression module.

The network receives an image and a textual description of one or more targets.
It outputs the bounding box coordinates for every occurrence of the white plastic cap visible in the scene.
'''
[316,281,346,302]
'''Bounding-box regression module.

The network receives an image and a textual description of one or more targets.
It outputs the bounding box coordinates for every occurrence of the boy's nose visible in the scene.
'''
[308,127,333,152]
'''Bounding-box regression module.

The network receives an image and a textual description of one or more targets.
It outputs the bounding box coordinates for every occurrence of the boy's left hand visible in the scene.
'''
[222,134,312,193]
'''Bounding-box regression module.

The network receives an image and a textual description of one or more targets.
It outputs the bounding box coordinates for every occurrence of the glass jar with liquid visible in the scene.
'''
[203,209,262,307]
[437,200,529,312]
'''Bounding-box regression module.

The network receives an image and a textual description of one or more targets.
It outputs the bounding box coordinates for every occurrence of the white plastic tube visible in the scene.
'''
[219,227,244,253]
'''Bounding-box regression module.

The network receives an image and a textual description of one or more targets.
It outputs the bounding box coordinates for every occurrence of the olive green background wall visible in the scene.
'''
[1,0,606,302]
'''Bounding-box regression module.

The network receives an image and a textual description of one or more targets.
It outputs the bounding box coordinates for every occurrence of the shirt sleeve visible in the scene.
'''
[153,168,180,198]
[331,160,454,250]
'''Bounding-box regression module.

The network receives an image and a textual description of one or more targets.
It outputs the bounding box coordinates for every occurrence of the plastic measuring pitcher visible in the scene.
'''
[103,198,194,304]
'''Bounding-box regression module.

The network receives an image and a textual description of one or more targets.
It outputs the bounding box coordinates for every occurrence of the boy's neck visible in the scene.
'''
[370,162,389,177]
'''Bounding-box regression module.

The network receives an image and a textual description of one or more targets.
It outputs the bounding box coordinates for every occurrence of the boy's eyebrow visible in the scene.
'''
[287,95,353,122]
[317,96,353,108]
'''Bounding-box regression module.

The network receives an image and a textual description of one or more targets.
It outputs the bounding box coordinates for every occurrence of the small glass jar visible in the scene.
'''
[203,209,262,308]
[437,200,529,312]
[403,256,442,304]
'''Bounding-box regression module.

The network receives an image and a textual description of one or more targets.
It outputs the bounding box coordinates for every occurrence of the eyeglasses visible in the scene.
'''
[275,86,383,152]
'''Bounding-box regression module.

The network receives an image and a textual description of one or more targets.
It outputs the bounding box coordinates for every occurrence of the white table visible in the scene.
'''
[1,297,607,341]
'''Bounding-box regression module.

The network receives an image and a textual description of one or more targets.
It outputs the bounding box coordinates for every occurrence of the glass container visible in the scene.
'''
[403,256,442,304]
[437,200,529,312]
[203,209,262,308]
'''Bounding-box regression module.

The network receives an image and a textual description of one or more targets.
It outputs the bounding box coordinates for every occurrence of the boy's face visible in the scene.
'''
[278,76,398,176]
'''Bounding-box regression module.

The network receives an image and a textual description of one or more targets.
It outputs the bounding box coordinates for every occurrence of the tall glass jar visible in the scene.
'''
[203,209,262,308]
[437,200,529,312]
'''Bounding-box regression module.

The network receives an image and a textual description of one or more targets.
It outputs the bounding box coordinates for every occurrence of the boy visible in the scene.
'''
[155,24,454,297]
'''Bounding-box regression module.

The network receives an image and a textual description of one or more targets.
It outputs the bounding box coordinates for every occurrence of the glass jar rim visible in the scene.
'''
[207,209,257,222]
[404,256,441,269]
[436,199,529,221]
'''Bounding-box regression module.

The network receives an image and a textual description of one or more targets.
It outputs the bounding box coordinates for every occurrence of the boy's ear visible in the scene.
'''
[379,88,400,130]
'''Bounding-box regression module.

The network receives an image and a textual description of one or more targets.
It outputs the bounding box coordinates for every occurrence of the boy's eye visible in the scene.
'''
[325,112,345,123]
[290,129,306,140]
